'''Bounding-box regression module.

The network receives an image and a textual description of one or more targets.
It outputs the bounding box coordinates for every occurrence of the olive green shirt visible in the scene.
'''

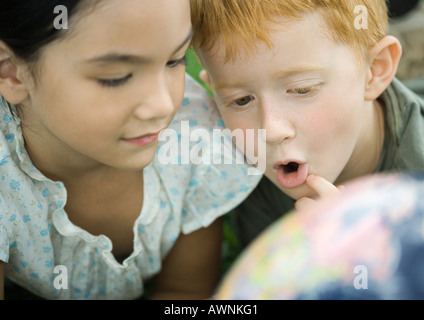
[232,78,424,248]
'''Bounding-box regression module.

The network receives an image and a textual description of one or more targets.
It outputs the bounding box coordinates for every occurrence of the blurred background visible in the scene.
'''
[388,0,424,93]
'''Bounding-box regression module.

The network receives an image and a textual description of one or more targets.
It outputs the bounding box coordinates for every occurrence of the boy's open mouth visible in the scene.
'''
[283,162,299,174]
[274,161,308,189]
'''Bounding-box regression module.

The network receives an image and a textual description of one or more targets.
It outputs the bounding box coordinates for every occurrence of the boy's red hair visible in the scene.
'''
[191,0,389,65]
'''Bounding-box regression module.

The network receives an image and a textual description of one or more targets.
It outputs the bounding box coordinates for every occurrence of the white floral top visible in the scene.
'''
[0,74,262,300]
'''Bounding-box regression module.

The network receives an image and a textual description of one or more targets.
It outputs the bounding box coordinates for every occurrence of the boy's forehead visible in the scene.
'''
[198,13,365,89]
[192,0,378,69]
[199,13,328,64]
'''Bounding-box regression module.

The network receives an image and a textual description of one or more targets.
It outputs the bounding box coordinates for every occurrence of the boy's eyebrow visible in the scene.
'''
[84,29,194,65]
[213,65,324,90]
[272,65,324,81]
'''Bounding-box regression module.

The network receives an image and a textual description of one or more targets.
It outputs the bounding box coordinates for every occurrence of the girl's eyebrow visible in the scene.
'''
[173,28,194,54]
[84,28,194,65]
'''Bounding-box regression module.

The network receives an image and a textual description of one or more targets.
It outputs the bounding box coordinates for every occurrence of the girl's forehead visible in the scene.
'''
[64,0,190,39]
[36,0,191,71]
[53,0,191,50]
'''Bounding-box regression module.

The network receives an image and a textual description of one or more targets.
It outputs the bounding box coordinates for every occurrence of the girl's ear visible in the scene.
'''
[0,42,29,105]
[364,35,402,101]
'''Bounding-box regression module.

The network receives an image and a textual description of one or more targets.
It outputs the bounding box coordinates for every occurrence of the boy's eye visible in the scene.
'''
[287,85,320,96]
[97,74,132,88]
[233,95,255,107]
[291,87,312,94]
[166,55,187,68]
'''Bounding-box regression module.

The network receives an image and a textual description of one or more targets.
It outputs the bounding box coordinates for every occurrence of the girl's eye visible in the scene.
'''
[233,95,255,107]
[97,74,132,88]
[166,55,187,68]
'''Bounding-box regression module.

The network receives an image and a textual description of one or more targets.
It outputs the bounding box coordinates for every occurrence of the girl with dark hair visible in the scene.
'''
[0,0,260,299]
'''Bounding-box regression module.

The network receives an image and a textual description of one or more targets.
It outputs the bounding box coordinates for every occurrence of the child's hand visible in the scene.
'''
[295,175,344,211]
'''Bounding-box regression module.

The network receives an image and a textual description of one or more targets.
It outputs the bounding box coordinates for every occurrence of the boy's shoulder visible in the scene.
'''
[379,77,424,172]
[402,75,424,101]
[381,77,424,112]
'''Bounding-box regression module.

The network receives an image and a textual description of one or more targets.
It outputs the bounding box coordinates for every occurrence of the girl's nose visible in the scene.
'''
[133,74,177,120]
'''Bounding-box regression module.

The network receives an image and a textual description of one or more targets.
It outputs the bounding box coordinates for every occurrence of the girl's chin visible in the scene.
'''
[108,155,157,172]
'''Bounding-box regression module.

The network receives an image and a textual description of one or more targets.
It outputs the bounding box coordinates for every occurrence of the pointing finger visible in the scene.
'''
[306,175,339,198]
[294,196,316,212]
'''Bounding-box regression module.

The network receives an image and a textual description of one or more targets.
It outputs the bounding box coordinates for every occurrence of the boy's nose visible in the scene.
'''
[261,101,295,145]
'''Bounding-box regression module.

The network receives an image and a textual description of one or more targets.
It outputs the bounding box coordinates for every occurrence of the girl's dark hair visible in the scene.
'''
[0,1,86,62]
[0,1,97,115]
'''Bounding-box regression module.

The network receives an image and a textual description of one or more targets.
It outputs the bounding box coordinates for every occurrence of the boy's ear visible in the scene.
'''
[199,69,212,88]
[364,35,402,101]
[0,42,29,105]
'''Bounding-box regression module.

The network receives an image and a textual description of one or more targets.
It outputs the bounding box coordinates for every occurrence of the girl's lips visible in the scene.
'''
[274,161,309,189]
[122,132,160,147]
